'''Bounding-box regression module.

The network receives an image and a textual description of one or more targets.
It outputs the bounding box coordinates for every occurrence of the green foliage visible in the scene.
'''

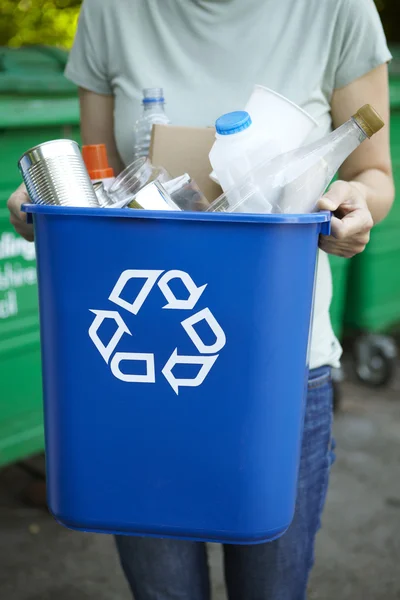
[0,0,82,48]
[0,0,398,49]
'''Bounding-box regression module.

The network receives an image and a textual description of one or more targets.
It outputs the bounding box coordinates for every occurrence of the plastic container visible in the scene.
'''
[209,106,383,216]
[24,202,329,544]
[93,181,114,207]
[345,72,400,334]
[133,88,171,160]
[209,111,280,195]
[164,175,211,212]
[329,255,350,339]
[82,144,115,190]
[108,157,171,204]
[244,85,318,153]
[126,181,179,211]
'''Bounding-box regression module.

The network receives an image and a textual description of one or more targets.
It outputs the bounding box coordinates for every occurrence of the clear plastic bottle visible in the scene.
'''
[270,104,385,213]
[133,88,171,160]
[209,104,385,214]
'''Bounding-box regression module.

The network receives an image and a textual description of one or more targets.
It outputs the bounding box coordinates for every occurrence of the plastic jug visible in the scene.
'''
[209,111,280,195]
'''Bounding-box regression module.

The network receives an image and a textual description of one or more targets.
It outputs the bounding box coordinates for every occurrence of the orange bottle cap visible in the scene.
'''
[82,144,114,179]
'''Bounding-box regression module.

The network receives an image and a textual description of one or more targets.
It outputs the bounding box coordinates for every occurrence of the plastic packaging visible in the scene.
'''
[127,181,180,211]
[209,111,280,194]
[208,104,384,215]
[93,181,114,207]
[82,144,115,190]
[209,89,317,186]
[244,85,318,154]
[108,157,171,205]
[164,174,211,212]
[133,88,171,160]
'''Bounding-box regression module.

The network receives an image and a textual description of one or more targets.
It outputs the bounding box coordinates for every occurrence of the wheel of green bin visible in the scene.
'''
[353,334,398,388]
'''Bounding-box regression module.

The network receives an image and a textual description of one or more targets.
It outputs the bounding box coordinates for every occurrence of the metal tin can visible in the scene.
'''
[18,139,99,207]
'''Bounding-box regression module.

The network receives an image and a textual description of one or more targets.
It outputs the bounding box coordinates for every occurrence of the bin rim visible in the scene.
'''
[22,203,331,226]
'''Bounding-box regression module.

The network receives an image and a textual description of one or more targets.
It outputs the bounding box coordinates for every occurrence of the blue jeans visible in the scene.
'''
[115,366,334,600]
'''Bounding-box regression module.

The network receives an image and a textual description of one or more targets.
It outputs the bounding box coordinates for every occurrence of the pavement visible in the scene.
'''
[1,361,399,600]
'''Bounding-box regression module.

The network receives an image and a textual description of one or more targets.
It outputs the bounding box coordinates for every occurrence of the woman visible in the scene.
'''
[8,0,394,598]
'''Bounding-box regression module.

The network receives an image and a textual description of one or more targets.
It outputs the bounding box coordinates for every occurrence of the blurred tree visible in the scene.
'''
[0,0,82,48]
[0,0,398,48]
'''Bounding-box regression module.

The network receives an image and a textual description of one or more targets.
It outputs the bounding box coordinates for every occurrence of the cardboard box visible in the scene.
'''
[149,124,222,204]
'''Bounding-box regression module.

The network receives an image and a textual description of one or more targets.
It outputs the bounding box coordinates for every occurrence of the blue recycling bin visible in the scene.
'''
[24,204,330,544]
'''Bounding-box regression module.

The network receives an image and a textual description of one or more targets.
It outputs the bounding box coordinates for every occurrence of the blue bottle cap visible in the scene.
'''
[143,97,165,104]
[215,111,252,135]
[142,88,165,104]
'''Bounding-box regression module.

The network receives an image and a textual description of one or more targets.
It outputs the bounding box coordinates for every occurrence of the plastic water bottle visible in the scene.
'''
[209,104,384,215]
[133,88,171,160]
[259,103,385,213]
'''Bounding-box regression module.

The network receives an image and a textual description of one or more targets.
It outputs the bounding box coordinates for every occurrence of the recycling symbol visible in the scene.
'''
[88,270,226,394]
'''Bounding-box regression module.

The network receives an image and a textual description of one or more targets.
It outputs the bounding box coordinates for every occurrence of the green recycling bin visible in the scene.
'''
[329,255,350,340]
[327,170,350,341]
[346,58,400,333]
[344,51,400,386]
[0,46,81,467]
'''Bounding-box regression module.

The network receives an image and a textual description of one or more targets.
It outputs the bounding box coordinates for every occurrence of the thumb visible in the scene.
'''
[8,184,30,220]
[318,180,352,213]
[318,196,338,212]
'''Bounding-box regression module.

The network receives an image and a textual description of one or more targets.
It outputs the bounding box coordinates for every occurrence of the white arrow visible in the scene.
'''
[162,349,218,395]
[88,309,131,363]
[181,308,226,354]
[158,270,207,310]
[109,269,164,315]
[110,352,155,383]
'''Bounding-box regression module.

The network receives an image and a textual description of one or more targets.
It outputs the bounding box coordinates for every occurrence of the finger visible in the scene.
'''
[318,180,351,212]
[24,231,35,243]
[17,227,34,243]
[319,240,349,258]
[330,209,373,240]
[320,230,369,246]
[354,231,371,245]
[9,203,28,227]
[7,184,30,220]
[319,240,362,259]
[10,211,35,242]
[334,211,373,239]
[319,232,369,256]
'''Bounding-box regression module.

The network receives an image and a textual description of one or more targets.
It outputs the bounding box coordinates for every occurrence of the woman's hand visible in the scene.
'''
[7,183,34,242]
[318,180,373,258]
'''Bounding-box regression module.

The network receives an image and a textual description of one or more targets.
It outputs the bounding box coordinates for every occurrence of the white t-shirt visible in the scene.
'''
[65,0,391,369]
